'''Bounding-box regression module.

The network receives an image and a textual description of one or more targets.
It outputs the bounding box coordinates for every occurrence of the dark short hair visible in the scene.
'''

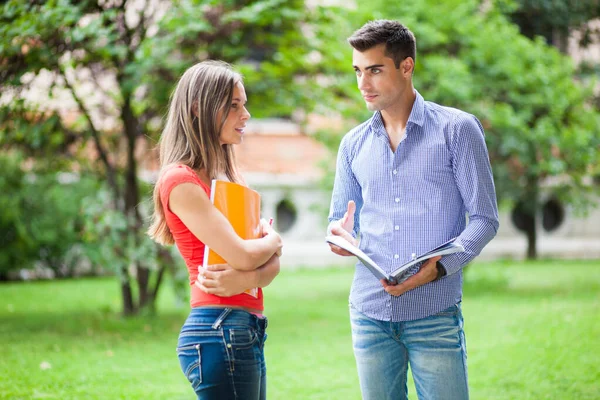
[348,20,416,68]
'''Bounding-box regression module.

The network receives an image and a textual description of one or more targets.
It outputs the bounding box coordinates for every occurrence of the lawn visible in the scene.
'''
[1,260,599,400]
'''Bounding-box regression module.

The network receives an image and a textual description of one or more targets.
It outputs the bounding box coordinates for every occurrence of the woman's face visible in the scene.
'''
[219,81,250,145]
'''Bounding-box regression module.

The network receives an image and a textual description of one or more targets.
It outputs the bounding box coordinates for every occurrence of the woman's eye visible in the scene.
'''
[231,103,238,109]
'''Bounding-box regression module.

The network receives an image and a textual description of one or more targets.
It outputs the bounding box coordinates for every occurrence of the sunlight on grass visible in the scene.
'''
[1,260,599,399]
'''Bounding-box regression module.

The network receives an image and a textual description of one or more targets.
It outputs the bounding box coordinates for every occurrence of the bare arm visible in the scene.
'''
[254,254,281,288]
[169,183,281,271]
[196,255,281,297]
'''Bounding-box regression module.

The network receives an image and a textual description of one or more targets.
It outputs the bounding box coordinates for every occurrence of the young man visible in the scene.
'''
[327,20,499,400]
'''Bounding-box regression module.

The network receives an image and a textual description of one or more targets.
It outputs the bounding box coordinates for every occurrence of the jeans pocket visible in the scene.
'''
[228,328,259,350]
[226,328,261,368]
[176,344,202,390]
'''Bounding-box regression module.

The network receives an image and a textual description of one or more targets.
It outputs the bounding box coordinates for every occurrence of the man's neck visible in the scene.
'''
[380,88,416,136]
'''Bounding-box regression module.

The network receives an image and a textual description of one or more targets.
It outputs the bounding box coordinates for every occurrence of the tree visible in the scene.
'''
[0,0,340,314]
[316,0,600,259]
[498,0,600,52]
[0,151,100,280]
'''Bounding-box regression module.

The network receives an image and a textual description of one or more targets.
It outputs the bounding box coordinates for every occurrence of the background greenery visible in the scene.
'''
[1,260,599,399]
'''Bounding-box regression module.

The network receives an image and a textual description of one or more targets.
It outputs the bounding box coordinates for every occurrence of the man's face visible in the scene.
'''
[352,44,412,112]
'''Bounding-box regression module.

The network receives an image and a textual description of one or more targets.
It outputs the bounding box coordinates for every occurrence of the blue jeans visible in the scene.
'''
[350,303,468,400]
[176,308,268,400]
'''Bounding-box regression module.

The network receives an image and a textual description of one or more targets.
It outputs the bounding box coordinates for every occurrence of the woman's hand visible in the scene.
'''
[196,264,257,297]
[260,219,283,256]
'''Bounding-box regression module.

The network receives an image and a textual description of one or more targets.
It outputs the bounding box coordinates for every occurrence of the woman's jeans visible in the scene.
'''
[350,303,469,400]
[177,308,268,400]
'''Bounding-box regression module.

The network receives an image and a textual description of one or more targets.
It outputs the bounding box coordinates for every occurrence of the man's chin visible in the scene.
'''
[366,103,380,111]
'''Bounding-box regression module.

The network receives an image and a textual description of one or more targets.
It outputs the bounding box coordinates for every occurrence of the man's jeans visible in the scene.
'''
[350,303,468,400]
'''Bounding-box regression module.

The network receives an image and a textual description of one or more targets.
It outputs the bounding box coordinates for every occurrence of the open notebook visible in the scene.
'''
[326,235,464,284]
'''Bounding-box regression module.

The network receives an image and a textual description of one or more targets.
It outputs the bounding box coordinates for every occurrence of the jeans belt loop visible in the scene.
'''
[212,308,232,330]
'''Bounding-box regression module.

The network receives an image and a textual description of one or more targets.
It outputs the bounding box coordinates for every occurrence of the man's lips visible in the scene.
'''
[363,94,377,101]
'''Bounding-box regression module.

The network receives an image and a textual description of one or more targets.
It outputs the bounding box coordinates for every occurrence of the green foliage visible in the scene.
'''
[498,0,600,48]
[0,152,100,278]
[81,190,158,278]
[132,0,349,121]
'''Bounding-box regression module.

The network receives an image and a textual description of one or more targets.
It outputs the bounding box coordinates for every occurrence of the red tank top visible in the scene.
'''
[158,164,263,310]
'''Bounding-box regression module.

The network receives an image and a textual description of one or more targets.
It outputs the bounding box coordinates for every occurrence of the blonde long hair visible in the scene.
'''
[148,60,242,245]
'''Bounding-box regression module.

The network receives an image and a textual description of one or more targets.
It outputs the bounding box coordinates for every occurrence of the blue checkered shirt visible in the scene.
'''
[328,90,499,322]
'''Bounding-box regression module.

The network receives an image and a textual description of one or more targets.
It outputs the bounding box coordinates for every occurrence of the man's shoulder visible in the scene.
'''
[424,100,469,121]
[339,116,373,148]
[423,100,485,143]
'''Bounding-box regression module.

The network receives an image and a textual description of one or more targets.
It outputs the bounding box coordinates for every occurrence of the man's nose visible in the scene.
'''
[358,75,370,91]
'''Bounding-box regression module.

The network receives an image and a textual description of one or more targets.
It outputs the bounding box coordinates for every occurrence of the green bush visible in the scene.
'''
[0,152,100,279]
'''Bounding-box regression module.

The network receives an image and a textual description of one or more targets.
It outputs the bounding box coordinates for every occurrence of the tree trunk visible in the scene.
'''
[122,94,156,314]
[137,266,151,309]
[122,96,140,218]
[121,270,135,316]
[524,211,537,259]
[524,175,539,260]
[152,247,173,301]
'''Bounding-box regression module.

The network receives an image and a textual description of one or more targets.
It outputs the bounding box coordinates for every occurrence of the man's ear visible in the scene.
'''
[402,57,414,76]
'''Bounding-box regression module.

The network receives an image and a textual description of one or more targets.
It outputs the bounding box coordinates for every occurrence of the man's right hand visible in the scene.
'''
[328,200,357,257]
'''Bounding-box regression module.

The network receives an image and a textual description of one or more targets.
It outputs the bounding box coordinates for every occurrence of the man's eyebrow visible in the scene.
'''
[353,64,385,70]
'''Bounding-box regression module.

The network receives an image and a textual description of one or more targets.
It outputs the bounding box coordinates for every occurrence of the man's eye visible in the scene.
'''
[372,69,381,74]
[354,70,361,76]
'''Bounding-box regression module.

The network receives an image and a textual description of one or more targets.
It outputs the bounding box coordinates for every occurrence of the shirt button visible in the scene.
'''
[394,198,400,203]
[394,254,399,259]
[393,169,397,175]
[394,225,399,230]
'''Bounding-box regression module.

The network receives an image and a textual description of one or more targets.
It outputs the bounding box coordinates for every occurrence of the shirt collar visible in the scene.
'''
[369,89,425,135]
[408,90,425,127]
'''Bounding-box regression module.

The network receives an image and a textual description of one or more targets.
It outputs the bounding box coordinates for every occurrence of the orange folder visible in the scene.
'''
[202,179,261,297]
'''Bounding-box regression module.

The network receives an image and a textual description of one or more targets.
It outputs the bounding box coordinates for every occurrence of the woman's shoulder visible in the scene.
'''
[161,164,198,183]
[158,164,210,197]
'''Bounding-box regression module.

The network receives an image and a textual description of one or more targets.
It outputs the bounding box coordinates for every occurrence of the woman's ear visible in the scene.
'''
[191,101,199,117]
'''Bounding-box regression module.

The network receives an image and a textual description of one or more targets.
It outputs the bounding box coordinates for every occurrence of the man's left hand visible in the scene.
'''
[381,256,442,296]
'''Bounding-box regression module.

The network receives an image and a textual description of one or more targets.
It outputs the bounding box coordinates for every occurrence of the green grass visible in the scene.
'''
[1,260,599,399]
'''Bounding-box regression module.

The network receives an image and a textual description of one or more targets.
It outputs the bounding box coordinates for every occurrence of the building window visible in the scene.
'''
[276,198,297,233]
[542,197,565,232]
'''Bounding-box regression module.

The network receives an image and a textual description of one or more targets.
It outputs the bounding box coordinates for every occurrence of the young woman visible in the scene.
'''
[148,60,282,400]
